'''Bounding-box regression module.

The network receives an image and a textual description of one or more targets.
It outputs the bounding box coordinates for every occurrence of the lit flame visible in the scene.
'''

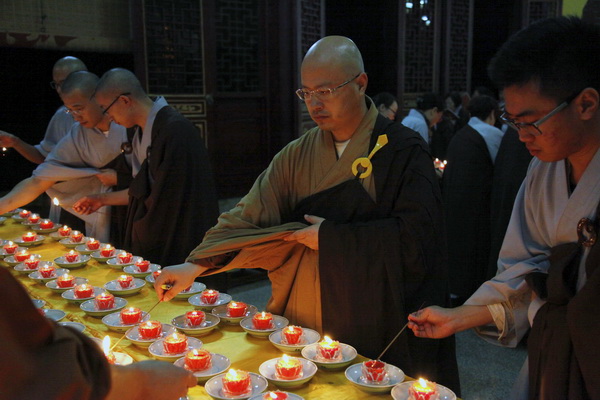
[417,378,431,389]
[60,273,70,279]
[6,241,13,245]
[269,393,278,399]
[53,197,60,206]
[323,335,333,344]
[102,336,111,356]
[261,311,267,318]
[191,348,199,356]
[226,368,240,380]
[2,147,7,151]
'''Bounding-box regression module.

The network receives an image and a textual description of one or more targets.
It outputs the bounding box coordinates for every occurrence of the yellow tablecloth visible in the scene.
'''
[0,216,419,400]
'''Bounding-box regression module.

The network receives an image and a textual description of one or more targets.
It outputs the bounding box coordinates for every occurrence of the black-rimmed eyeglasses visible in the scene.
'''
[295,73,361,101]
[500,91,580,136]
[102,92,131,115]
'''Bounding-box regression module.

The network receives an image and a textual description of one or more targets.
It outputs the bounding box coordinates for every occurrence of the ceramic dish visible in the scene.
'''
[14,259,47,275]
[172,282,207,300]
[32,298,46,308]
[48,231,69,241]
[42,309,67,322]
[123,263,161,278]
[248,393,304,400]
[240,315,289,338]
[31,223,61,233]
[28,267,68,284]
[258,357,318,389]
[106,255,142,269]
[211,304,258,325]
[301,342,358,370]
[268,328,320,354]
[102,310,150,332]
[54,254,91,269]
[90,248,122,263]
[204,372,268,400]
[125,323,176,348]
[74,244,98,255]
[13,235,45,247]
[148,336,203,362]
[2,254,31,267]
[188,292,232,311]
[174,353,231,384]
[61,286,105,304]
[103,278,146,296]
[344,362,405,394]
[80,296,127,317]
[59,237,88,249]
[171,313,220,336]
[391,381,456,400]
[58,321,86,333]
[46,277,88,293]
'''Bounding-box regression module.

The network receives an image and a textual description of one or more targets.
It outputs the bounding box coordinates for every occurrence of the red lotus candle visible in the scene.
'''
[200,289,219,304]
[27,213,40,224]
[56,273,75,288]
[252,311,273,330]
[163,332,188,354]
[95,292,115,310]
[361,360,388,384]
[184,349,212,371]
[317,336,341,360]
[19,209,31,219]
[134,259,150,272]
[263,392,289,400]
[15,249,30,262]
[86,237,100,250]
[227,301,247,317]
[74,283,94,298]
[117,274,133,289]
[22,232,36,242]
[24,255,40,270]
[138,320,162,339]
[282,326,303,345]
[3,241,18,254]
[120,307,142,324]
[275,354,303,380]
[39,219,54,229]
[117,251,132,264]
[222,369,252,397]
[185,310,205,327]
[408,378,439,400]
[58,225,71,237]
[70,230,83,243]
[39,264,56,278]
[152,270,162,280]
[100,244,115,257]
[65,250,80,263]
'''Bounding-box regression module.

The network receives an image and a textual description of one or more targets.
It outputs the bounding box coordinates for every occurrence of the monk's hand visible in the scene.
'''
[154,262,203,302]
[0,131,18,148]
[407,305,457,339]
[72,195,104,215]
[284,214,324,250]
[95,169,118,186]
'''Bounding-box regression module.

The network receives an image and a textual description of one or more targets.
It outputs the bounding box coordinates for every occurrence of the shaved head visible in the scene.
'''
[302,36,364,76]
[60,71,99,98]
[95,68,146,100]
[53,56,87,74]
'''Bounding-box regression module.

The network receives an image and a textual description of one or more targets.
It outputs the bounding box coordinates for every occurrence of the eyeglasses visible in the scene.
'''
[500,91,580,136]
[102,92,131,115]
[64,105,85,116]
[49,80,63,90]
[295,73,361,101]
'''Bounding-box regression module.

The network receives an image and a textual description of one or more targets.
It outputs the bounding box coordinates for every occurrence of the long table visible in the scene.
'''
[1,216,417,400]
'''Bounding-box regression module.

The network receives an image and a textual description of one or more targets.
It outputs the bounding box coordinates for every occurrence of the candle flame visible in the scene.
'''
[191,348,199,356]
[261,311,267,317]
[7,241,13,245]
[2,147,7,151]
[323,335,334,344]
[418,378,429,388]
[53,197,60,206]
[281,354,291,363]
[68,250,76,254]
[102,336,111,355]
[226,368,240,380]
[60,273,69,279]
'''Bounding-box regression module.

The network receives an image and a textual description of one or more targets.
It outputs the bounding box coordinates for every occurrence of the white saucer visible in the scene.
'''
[102,310,150,332]
[123,263,161,277]
[301,342,358,370]
[106,255,142,269]
[46,277,88,293]
[171,313,220,336]
[32,223,61,233]
[211,304,258,325]
[268,328,320,354]
[173,282,207,300]
[61,286,105,303]
[90,248,122,263]
[1,208,20,217]
[42,309,66,322]
[32,298,45,308]
[391,381,456,400]
[148,336,203,362]
[204,372,268,400]
[14,258,46,274]
[344,362,405,394]
[0,245,27,259]
[54,255,90,269]
[240,315,289,338]
[59,237,87,248]
[80,296,127,317]
[188,292,232,311]
[49,231,70,241]
[174,353,231,383]
[74,244,98,255]
[104,278,146,296]
[125,323,176,348]
[58,321,86,333]
[13,235,45,247]
[258,357,318,389]
[3,254,31,267]
[28,267,68,284]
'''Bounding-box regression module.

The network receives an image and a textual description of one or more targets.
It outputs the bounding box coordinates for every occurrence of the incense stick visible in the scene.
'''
[376,301,426,361]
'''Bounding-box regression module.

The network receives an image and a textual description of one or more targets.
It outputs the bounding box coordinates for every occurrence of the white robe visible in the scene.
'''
[401,109,429,144]
[465,147,600,397]
[32,122,127,242]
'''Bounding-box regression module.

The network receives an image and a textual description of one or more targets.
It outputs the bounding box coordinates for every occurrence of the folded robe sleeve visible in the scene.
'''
[0,267,111,400]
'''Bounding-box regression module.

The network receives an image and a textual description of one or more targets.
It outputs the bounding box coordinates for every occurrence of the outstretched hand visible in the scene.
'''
[407,306,458,339]
[154,262,204,302]
[283,214,324,250]
[73,195,104,215]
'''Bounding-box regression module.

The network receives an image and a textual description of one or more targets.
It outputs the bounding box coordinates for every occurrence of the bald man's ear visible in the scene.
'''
[357,72,368,94]
[577,87,599,121]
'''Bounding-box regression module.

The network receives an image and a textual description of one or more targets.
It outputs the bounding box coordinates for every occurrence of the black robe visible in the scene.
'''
[124,106,219,266]
[487,128,532,278]
[292,116,460,393]
[442,125,494,299]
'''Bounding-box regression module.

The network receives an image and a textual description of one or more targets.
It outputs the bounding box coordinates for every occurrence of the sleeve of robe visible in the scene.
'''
[0,268,110,399]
